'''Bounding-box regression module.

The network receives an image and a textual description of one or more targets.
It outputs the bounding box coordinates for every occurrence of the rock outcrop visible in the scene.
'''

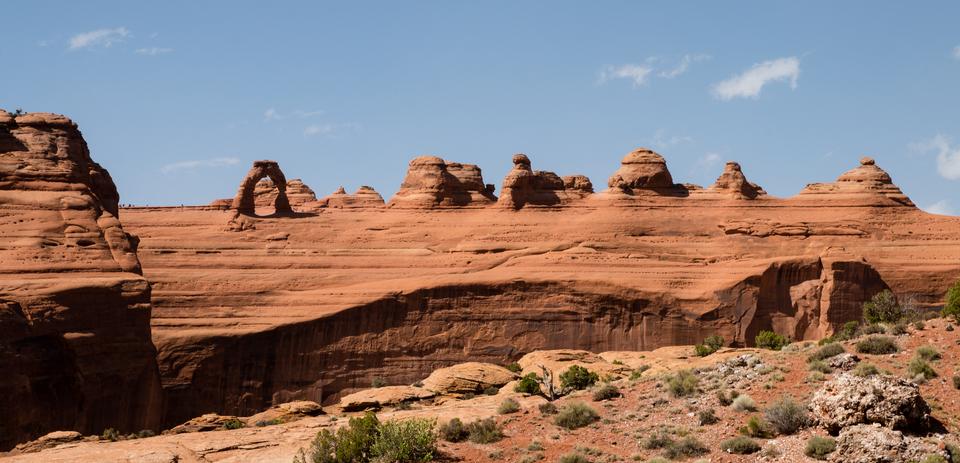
[253,178,316,209]
[795,157,915,207]
[230,160,293,215]
[0,111,162,450]
[338,386,435,411]
[389,156,496,208]
[497,154,593,209]
[708,161,765,199]
[810,373,933,433]
[420,362,517,395]
[606,148,678,194]
[318,186,385,209]
[830,424,949,463]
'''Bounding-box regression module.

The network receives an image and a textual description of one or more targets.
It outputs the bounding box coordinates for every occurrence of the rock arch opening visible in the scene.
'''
[231,160,293,216]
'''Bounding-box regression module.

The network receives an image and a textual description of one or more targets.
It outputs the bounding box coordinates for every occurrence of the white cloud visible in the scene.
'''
[161,157,240,174]
[264,108,324,121]
[924,200,955,216]
[264,108,281,121]
[599,64,653,87]
[953,45,960,60]
[711,57,800,100]
[658,54,710,79]
[910,134,960,180]
[135,47,173,55]
[304,124,336,136]
[651,129,693,150]
[695,152,723,170]
[68,27,130,50]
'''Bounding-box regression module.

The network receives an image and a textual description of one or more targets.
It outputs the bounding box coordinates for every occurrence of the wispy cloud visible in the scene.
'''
[658,54,711,79]
[303,123,358,137]
[651,129,693,150]
[924,200,955,216]
[161,157,240,174]
[68,27,130,50]
[264,108,324,121]
[598,64,652,87]
[694,152,723,171]
[910,134,960,180]
[135,47,173,55]
[954,45,960,60]
[711,57,800,100]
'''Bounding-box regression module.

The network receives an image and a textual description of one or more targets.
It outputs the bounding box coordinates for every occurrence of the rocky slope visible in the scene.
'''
[0,111,162,450]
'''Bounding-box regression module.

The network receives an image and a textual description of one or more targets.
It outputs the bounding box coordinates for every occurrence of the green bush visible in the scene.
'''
[515,373,542,395]
[629,365,651,380]
[943,280,960,322]
[694,335,724,357]
[804,436,836,460]
[921,455,949,463]
[498,398,520,414]
[808,360,832,374]
[467,418,503,444]
[953,375,960,390]
[592,384,621,401]
[755,331,789,350]
[665,369,699,398]
[853,363,879,377]
[553,402,599,430]
[731,394,756,412]
[908,357,938,380]
[662,436,709,459]
[916,345,941,361]
[720,436,761,454]
[914,320,926,330]
[101,428,120,441]
[438,418,467,442]
[559,365,599,391]
[371,377,387,388]
[505,362,522,373]
[539,402,558,415]
[697,408,719,425]
[860,323,886,335]
[808,343,845,362]
[222,418,244,430]
[856,335,899,354]
[838,320,860,340]
[641,429,675,449]
[763,397,808,435]
[863,290,903,324]
[558,454,591,463]
[369,418,437,463]
[716,389,739,406]
[740,416,772,438]
[297,412,380,463]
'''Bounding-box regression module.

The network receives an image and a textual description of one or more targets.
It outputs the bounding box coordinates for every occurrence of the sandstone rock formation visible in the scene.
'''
[795,156,915,207]
[230,160,293,215]
[317,185,385,208]
[606,148,679,194]
[497,154,593,209]
[389,156,496,207]
[830,424,949,463]
[338,386,435,411]
[810,373,933,433]
[0,111,162,450]
[420,362,517,395]
[253,178,316,209]
[708,161,765,199]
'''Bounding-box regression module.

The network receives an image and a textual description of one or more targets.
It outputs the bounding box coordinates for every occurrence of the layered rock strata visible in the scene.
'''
[497,154,593,209]
[388,156,496,208]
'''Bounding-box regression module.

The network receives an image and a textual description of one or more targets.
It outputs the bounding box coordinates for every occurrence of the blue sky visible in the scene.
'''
[3,1,959,214]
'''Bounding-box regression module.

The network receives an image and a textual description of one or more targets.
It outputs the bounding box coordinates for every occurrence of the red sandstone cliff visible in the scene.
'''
[0,111,162,450]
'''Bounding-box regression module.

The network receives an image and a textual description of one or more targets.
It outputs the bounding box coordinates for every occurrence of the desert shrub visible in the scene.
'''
[483,386,499,396]
[808,343,845,362]
[662,436,709,459]
[922,456,949,463]
[505,362,522,373]
[716,389,738,406]
[514,373,542,395]
[697,408,719,425]
[838,320,860,340]
[764,397,808,435]
[101,428,120,441]
[467,418,503,444]
[740,416,772,438]
[863,290,903,324]
[914,320,926,330]
[558,454,591,463]
[554,402,599,430]
[298,412,379,463]
[908,357,938,380]
[953,375,960,390]
[917,345,941,361]
[642,429,675,449]
[559,365,599,391]
[370,377,387,388]
[134,429,156,438]
[944,280,960,322]
[498,398,520,414]
[256,418,283,427]
[853,362,879,377]
[368,418,437,463]
[755,331,789,350]
[804,436,836,460]
[891,322,909,336]
[539,402,558,415]
[947,324,955,331]
[948,443,960,463]
[731,394,757,412]
[808,360,833,374]
[439,418,468,442]
[720,436,761,454]
[527,440,544,451]
[592,384,621,401]
[856,335,899,354]
[222,418,244,430]
[694,335,724,357]
[629,365,651,381]
[665,370,699,398]
[860,323,886,335]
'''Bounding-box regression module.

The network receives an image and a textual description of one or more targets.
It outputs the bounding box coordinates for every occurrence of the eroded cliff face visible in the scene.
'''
[0,111,162,450]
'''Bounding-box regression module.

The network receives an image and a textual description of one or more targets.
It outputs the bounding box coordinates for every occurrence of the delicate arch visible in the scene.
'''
[231,160,293,215]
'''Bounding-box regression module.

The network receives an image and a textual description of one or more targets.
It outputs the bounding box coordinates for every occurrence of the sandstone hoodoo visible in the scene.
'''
[253,177,317,210]
[497,153,593,209]
[708,161,766,199]
[795,156,915,207]
[606,147,677,194]
[318,185,385,208]
[230,160,294,215]
[0,111,162,450]
[389,155,497,208]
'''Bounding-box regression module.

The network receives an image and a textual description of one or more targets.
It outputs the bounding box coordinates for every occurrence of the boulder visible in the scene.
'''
[497,154,593,209]
[13,431,84,454]
[167,413,243,434]
[827,353,860,371]
[606,148,674,192]
[420,362,517,395]
[244,400,324,425]
[810,373,932,433]
[517,350,631,389]
[389,156,496,207]
[338,385,435,411]
[829,424,949,463]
